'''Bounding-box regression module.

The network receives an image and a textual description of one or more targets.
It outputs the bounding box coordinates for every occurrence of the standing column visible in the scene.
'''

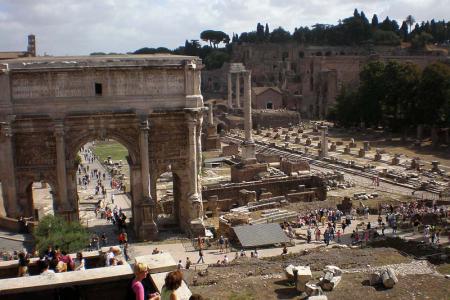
[235,73,241,108]
[243,71,253,143]
[139,120,151,200]
[186,112,205,226]
[0,123,19,217]
[320,126,328,158]
[207,103,214,125]
[137,119,158,240]
[227,73,232,108]
[196,113,203,195]
[187,118,199,199]
[54,121,69,211]
[241,70,256,161]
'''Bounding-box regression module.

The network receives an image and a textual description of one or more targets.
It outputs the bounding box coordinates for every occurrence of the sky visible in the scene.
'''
[0,0,449,56]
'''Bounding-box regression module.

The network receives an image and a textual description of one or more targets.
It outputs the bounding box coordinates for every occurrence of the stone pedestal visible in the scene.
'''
[358,148,365,158]
[241,141,256,163]
[374,152,382,161]
[203,125,221,151]
[344,146,350,154]
[190,219,206,236]
[431,161,441,172]
[137,202,158,241]
[329,142,336,152]
[391,155,400,165]
[411,158,420,170]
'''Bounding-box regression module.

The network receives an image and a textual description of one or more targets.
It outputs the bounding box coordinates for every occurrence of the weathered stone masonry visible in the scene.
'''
[0,55,206,240]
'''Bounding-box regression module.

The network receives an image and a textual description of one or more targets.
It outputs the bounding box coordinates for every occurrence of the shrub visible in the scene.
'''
[33,215,90,254]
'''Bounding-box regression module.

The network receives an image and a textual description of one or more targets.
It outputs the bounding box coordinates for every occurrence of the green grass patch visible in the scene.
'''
[228,292,254,300]
[436,263,450,274]
[92,140,128,161]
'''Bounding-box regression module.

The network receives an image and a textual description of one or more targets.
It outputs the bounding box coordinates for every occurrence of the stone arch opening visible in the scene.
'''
[26,181,55,221]
[73,138,134,234]
[155,165,182,231]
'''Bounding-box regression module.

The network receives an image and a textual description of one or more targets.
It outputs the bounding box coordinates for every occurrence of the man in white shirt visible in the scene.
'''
[40,260,55,275]
[105,247,115,266]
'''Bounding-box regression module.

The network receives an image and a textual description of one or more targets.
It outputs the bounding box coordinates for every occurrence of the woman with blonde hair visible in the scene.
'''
[132,263,160,300]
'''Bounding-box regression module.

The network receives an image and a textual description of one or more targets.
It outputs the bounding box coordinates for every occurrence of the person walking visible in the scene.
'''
[196,249,204,264]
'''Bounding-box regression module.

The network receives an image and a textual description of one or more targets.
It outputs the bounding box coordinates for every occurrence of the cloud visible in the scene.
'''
[0,0,448,55]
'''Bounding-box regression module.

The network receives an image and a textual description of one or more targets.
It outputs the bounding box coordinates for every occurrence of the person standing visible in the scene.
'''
[131,263,148,300]
[185,257,191,270]
[74,252,85,271]
[161,270,183,300]
[306,227,312,244]
[218,235,225,253]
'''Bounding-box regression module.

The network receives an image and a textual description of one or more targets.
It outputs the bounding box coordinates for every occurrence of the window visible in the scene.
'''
[266,102,273,109]
[95,83,102,96]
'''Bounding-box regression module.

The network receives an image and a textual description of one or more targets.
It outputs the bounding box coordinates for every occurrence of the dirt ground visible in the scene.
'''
[187,247,450,300]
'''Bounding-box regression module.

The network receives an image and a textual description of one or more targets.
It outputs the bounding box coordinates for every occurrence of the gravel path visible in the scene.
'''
[343,260,435,275]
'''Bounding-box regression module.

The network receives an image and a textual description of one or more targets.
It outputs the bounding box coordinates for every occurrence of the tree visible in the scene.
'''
[264,23,270,40]
[269,27,291,43]
[371,14,379,29]
[405,15,415,34]
[200,30,230,48]
[373,30,401,46]
[332,86,360,126]
[256,23,265,42]
[418,62,450,126]
[411,32,433,49]
[34,215,90,254]
[400,21,409,41]
[204,50,230,70]
[381,61,420,129]
[358,61,385,126]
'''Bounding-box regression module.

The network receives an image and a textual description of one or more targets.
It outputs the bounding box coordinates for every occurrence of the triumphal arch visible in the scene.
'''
[0,55,206,240]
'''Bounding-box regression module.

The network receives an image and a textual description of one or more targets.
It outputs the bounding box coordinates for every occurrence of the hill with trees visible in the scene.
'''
[91,10,450,70]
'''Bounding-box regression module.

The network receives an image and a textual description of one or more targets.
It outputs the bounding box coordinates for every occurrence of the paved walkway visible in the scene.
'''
[77,144,133,245]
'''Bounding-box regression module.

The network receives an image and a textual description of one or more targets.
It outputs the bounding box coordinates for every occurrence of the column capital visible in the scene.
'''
[54,120,65,138]
[0,122,13,138]
[140,119,150,132]
[184,108,202,123]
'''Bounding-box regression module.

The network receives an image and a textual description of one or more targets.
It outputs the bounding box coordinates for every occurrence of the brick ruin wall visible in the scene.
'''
[202,44,448,119]
[202,175,326,211]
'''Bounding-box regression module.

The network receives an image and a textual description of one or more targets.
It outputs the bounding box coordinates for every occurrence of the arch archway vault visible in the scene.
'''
[0,55,206,240]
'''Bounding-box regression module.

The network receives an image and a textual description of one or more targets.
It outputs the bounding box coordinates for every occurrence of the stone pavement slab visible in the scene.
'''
[135,253,177,274]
